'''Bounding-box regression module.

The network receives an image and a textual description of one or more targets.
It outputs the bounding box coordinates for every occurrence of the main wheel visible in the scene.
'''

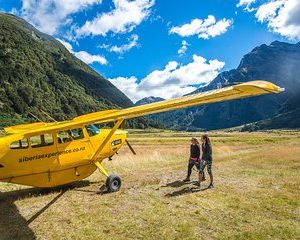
[106,174,122,192]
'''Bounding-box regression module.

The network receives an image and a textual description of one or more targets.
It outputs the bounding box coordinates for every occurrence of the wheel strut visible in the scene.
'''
[94,161,109,177]
[94,161,122,192]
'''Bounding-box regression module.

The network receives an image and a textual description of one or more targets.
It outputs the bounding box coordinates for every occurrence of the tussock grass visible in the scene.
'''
[0,131,299,240]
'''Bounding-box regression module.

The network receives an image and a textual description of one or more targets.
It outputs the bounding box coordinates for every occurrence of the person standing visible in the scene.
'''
[183,137,200,182]
[199,134,214,188]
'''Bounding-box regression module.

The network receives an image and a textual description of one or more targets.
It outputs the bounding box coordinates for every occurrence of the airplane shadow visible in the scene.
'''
[0,180,94,240]
[73,183,110,195]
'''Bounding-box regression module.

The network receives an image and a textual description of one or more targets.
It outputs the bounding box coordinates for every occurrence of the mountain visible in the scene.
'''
[241,92,300,131]
[241,108,300,131]
[0,13,135,127]
[135,96,165,106]
[150,41,300,131]
[2,13,298,131]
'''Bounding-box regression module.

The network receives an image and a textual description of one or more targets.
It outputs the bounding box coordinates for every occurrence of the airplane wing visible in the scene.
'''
[72,80,283,124]
[4,80,283,135]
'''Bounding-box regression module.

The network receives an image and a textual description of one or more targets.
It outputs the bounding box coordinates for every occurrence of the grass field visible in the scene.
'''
[0,130,299,240]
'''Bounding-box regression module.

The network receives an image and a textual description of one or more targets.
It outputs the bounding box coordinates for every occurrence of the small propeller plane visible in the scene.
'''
[0,81,283,192]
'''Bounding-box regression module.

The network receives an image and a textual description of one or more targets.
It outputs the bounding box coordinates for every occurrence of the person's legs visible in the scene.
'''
[207,161,214,188]
[184,159,195,181]
[197,161,204,182]
[198,172,203,185]
[202,171,206,181]
[198,160,207,187]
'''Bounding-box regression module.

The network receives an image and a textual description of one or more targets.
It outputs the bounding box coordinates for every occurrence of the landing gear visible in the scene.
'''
[94,161,122,192]
[106,174,122,192]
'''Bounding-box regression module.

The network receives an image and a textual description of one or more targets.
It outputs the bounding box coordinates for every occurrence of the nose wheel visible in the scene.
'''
[106,174,122,192]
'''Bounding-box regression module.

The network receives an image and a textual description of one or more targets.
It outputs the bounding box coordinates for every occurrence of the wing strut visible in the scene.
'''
[91,119,124,176]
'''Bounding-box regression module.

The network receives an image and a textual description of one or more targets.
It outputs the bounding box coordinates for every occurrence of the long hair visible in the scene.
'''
[191,137,199,145]
[202,134,211,147]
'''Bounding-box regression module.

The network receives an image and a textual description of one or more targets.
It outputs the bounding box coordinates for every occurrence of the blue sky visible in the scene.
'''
[0,0,299,102]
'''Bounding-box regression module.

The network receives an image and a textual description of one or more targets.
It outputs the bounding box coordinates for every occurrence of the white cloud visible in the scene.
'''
[169,15,233,39]
[109,55,225,102]
[76,0,154,37]
[237,0,256,12]
[58,39,73,52]
[178,40,190,56]
[58,39,108,65]
[74,51,108,65]
[9,8,19,15]
[100,34,139,54]
[255,0,300,40]
[20,0,102,35]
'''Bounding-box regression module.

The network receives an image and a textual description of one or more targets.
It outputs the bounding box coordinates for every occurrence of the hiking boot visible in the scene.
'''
[183,178,190,182]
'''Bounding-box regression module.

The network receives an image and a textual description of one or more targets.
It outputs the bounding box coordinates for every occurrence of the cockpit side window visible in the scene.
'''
[70,128,84,140]
[57,130,72,144]
[85,125,100,137]
[10,138,29,149]
[57,128,84,144]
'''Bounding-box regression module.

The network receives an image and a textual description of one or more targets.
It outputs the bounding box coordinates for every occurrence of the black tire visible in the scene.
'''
[106,174,122,192]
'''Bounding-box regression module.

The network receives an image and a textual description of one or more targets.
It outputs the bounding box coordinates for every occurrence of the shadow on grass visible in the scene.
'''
[74,183,112,195]
[75,184,110,195]
[0,180,94,240]
[164,181,211,197]
[165,186,201,197]
[162,180,196,188]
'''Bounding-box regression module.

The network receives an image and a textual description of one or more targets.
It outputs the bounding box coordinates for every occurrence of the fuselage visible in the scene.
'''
[0,124,127,187]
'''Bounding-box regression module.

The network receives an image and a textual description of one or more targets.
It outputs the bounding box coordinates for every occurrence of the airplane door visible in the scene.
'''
[56,127,93,166]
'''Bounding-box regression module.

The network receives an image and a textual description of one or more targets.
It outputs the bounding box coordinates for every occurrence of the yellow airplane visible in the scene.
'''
[0,81,283,192]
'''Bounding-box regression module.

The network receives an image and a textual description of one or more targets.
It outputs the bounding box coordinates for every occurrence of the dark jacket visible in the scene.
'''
[202,143,212,161]
[190,144,200,160]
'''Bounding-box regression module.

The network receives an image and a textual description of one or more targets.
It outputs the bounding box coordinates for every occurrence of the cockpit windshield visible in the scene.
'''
[85,124,100,137]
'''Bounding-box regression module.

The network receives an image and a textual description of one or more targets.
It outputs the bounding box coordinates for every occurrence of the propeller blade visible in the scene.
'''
[125,139,136,155]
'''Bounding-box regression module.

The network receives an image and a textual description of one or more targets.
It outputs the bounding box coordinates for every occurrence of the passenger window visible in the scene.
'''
[57,128,84,144]
[21,139,29,148]
[10,138,29,149]
[44,134,54,146]
[30,134,54,148]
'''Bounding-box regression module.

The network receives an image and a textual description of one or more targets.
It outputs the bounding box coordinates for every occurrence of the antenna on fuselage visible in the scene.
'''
[28,112,43,122]
[40,109,57,122]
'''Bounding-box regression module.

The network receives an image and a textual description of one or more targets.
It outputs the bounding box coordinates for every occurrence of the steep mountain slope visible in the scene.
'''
[150,41,300,131]
[0,13,133,126]
[241,88,300,130]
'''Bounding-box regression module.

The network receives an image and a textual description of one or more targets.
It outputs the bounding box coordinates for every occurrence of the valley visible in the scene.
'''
[1,130,299,240]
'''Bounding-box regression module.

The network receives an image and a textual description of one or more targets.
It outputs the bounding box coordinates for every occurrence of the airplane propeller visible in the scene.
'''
[125,139,136,155]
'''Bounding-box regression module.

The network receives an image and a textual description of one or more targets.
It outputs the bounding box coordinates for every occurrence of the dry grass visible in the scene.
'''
[0,130,299,240]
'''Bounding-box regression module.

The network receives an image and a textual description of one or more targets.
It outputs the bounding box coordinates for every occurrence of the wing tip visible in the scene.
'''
[235,80,284,94]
